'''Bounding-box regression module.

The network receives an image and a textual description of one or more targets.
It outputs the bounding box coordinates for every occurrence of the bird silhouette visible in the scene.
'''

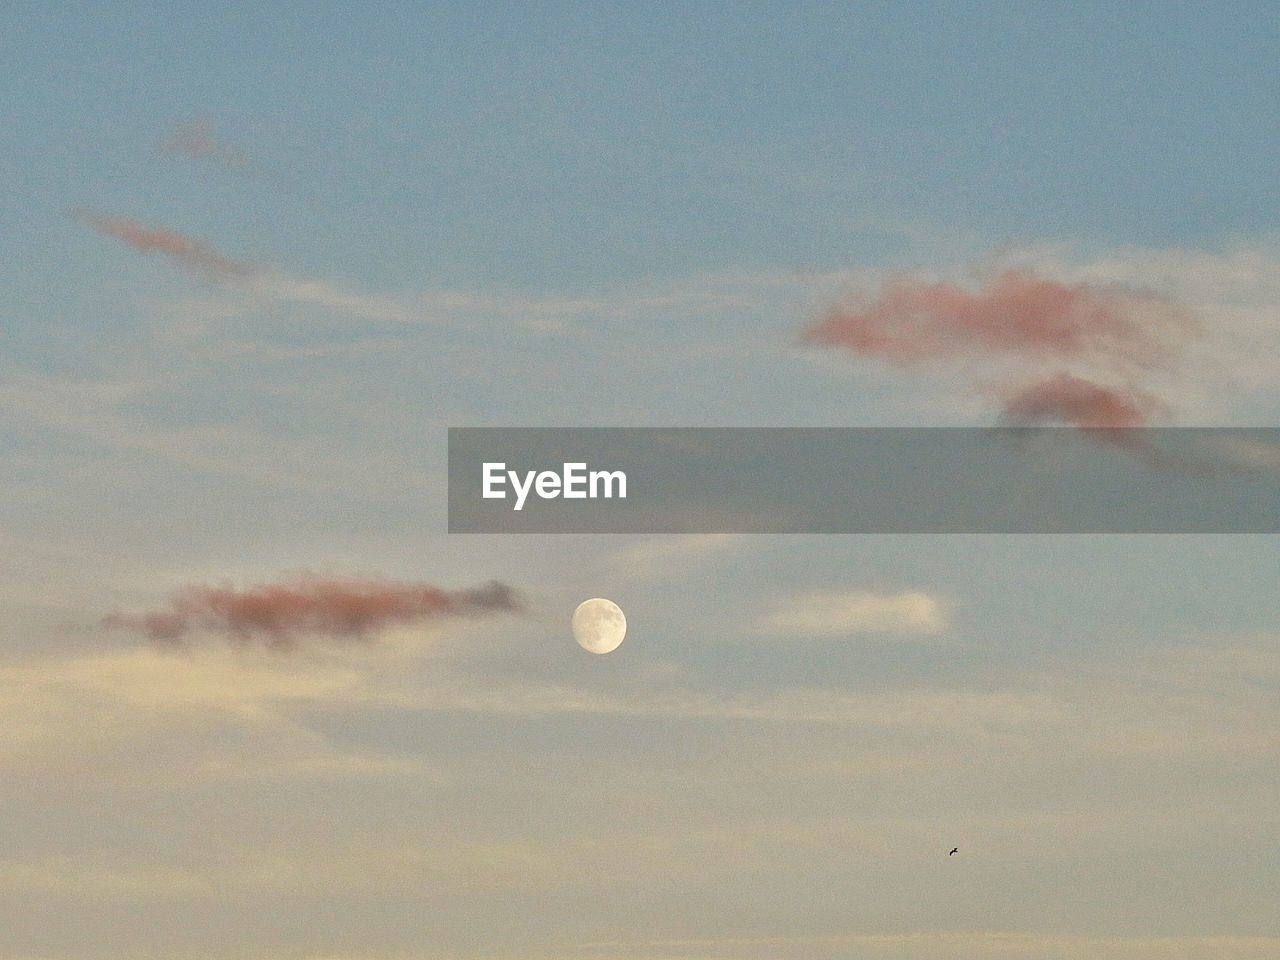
[949,847,958,856]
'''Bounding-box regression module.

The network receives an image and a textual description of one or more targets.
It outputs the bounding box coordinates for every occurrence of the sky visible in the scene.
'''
[2,2,1280,958]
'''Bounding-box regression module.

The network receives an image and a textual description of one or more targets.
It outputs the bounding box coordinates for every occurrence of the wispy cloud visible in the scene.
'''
[72,209,436,325]
[73,209,257,280]
[158,117,251,171]
[760,589,947,637]
[249,273,422,323]
[103,574,523,647]
[7,633,1278,764]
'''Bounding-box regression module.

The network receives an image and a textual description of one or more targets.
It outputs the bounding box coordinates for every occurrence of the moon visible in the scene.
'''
[572,598,627,654]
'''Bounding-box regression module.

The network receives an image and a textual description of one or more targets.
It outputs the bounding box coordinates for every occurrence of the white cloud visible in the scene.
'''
[761,589,946,636]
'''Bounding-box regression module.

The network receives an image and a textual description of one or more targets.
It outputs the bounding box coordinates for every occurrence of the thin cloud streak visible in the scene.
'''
[761,589,947,636]
[103,574,523,647]
[73,209,424,322]
[73,209,257,280]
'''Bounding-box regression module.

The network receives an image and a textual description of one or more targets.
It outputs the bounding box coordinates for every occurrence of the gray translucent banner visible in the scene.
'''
[447,428,1280,533]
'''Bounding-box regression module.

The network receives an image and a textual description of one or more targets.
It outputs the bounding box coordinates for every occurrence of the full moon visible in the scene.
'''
[572,598,627,654]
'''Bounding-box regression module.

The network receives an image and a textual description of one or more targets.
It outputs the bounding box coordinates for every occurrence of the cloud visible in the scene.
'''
[71,210,470,322]
[761,589,946,637]
[71,215,844,338]
[993,241,1280,416]
[251,272,421,322]
[103,574,523,647]
[999,372,1164,429]
[801,263,1196,434]
[158,118,250,171]
[73,209,257,279]
[803,268,1185,367]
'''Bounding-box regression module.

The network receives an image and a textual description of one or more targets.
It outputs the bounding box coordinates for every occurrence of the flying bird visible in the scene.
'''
[949,847,958,856]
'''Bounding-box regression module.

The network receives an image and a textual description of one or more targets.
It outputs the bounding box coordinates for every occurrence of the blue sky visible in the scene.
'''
[5,1,1279,295]
[2,3,1279,959]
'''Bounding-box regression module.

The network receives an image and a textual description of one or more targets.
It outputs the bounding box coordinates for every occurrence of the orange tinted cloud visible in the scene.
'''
[104,575,523,647]
[73,209,256,279]
[803,269,1180,366]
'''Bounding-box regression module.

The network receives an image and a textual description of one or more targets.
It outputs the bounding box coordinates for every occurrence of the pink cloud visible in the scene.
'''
[103,574,523,647]
[802,269,1181,367]
[1000,373,1161,429]
[73,209,257,279]
[800,264,1199,440]
[159,118,250,170]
